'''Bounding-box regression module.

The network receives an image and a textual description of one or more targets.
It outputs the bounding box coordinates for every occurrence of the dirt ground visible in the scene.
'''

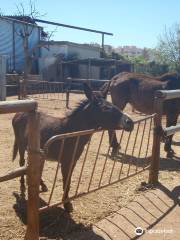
[0,93,180,240]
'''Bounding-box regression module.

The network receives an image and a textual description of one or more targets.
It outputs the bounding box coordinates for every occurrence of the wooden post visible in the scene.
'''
[66,78,72,109]
[0,56,6,101]
[101,33,105,57]
[148,97,163,184]
[66,90,70,109]
[25,111,40,240]
[87,59,91,87]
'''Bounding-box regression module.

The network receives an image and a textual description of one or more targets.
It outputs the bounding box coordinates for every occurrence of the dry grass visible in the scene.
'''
[0,93,180,240]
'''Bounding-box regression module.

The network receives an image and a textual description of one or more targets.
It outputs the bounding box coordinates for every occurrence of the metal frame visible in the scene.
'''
[39,115,154,213]
[34,18,113,51]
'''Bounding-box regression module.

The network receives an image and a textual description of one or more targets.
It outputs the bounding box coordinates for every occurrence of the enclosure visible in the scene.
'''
[0,90,180,239]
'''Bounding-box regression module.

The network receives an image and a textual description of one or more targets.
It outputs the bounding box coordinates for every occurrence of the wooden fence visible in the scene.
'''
[0,99,41,240]
[149,89,180,183]
[6,76,109,109]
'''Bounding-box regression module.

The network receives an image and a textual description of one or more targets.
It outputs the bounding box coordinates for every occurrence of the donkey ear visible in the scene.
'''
[101,81,111,99]
[83,83,94,101]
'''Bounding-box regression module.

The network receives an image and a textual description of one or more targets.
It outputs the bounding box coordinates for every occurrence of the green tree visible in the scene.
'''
[156,23,180,73]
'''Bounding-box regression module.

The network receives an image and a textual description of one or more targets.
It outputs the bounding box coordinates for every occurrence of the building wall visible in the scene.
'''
[67,45,100,59]
[0,19,13,71]
[40,43,101,80]
[67,45,100,79]
[0,55,6,100]
[0,18,40,73]
[40,44,68,58]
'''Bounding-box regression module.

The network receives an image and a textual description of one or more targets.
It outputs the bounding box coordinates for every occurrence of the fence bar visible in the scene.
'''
[44,129,96,153]
[87,131,105,191]
[48,139,65,205]
[66,78,109,83]
[25,111,40,240]
[119,131,132,180]
[155,89,180,100]
[143,118,153,169]
[62,136,80,202]
[108,130,125,183]
[0,99,37,114]
[75,135,92,196]
[163,124,180,136]
[0,166,27,182]
[135,119,147,173]
[149,98,163,184]
[127,122,141,176]
[39,166,150,213]
[98,130,118,187]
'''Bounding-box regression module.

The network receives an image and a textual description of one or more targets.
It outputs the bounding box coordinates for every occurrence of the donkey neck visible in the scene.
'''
[65,101,97,132]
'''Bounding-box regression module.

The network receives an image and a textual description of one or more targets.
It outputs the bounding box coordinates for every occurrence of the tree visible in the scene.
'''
[156,23,180,73]
[9,0,54,97]
[12,1,43,97]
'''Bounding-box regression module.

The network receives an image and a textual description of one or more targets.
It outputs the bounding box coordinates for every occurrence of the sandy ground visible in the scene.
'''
[0,93,180,240]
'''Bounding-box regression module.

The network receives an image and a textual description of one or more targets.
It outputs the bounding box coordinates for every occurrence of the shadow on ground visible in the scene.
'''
[12,182,180,240]
[13,192,105,240]
[104,151,180,171]
[93,183,180,240]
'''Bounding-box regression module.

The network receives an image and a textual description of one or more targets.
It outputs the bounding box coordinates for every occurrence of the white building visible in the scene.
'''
[39,41,101,81]
[116,46,143,58]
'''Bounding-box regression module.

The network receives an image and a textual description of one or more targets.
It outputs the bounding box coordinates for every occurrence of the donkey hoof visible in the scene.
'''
[166,150,175,158]
[111,146,120,158]
[41,184,48,192]
[20,185,26,197]
[64,202,73,213]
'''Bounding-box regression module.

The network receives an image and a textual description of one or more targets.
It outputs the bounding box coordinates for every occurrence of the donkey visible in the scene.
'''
[105,72,180,157]
[12,83,134,212]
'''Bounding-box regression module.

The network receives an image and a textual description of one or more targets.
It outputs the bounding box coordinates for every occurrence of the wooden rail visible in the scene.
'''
[149,89,180,184]
[66,77,109,83]
[163,124,180,137]
[0,99,37,114]
[0,166,27,182]
[0,99,40,240]
[155,89,180,100]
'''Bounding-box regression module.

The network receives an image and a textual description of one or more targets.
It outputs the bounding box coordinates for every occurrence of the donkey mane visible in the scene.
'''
[66,99,89,118]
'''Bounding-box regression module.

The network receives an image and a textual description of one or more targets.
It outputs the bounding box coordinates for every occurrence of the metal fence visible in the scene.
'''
[39,114,154,212]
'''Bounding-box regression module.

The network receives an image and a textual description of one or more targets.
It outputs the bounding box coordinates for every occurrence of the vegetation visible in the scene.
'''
[156,23,180,74]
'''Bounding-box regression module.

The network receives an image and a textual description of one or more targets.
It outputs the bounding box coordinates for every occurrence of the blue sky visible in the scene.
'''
[1,0,180,48]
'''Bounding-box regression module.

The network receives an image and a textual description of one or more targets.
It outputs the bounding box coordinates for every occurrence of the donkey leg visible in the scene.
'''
[108,130,119,157]
[164,112,178,158]
[61,162,75,212]
[110,93,127,156]
[19,148,26,196]
[39,156,48,192]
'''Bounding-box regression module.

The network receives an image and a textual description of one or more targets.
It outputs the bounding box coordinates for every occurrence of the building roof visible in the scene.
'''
[40,40,101,51]
[61,57,131,66]
[0,15,42,29]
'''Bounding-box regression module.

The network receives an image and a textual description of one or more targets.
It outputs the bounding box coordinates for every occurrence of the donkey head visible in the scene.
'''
[83,83,134,131]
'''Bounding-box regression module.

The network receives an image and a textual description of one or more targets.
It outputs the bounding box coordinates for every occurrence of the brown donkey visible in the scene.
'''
[12,84,134,212]
[105,72,180,157]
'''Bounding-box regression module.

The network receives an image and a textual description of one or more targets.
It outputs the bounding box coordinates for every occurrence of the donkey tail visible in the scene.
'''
[12,139,18,161]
